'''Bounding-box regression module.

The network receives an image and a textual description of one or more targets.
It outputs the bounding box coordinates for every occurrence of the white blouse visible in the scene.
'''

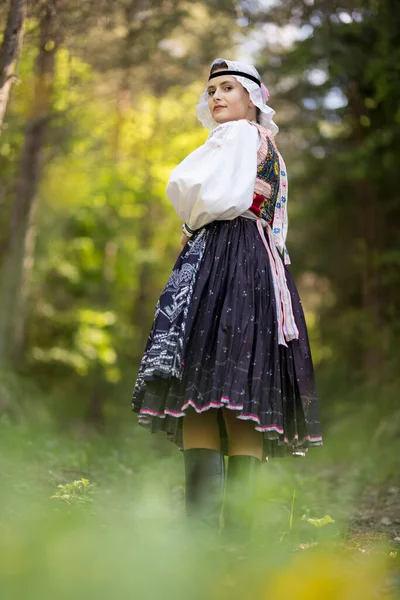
[166,120,259,231]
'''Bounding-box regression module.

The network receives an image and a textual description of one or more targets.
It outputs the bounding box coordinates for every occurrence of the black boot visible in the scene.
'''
[223,455,261,541]
[184,448,225,530]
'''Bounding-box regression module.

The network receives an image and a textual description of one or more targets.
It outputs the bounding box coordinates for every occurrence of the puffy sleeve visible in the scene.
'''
[166,120,259,231]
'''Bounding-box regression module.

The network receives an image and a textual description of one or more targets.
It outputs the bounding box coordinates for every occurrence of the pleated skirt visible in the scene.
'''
[132,217,322,459]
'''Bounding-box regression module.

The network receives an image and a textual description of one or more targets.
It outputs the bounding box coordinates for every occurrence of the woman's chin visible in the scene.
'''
[213,113,231,124]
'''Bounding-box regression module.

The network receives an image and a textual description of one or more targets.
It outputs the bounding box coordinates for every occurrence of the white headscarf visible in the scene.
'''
[196,58,278,136]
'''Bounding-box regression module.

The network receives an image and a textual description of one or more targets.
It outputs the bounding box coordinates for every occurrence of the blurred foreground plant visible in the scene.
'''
[216,549,397,600]
[51,478,95,506]
[262,551,396,600]
[301,514,336,527]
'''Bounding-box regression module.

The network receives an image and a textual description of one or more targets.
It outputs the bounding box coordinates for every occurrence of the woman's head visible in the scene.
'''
[196,58,278,135]
[207,61,258,125]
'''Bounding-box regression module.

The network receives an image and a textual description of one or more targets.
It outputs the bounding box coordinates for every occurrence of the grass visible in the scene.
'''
[0,397,399,599]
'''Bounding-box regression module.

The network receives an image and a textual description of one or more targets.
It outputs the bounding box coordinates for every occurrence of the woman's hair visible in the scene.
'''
[209,61,261,124]
[210,61,229,74]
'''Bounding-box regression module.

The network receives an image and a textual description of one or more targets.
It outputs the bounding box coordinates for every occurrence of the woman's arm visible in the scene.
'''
[167,120,259,232]
[180,232,190,249]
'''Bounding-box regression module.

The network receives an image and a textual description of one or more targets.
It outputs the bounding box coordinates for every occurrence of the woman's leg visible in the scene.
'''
[222,408,263,539]
[182,407,221,451]
[182,408,224,529]
[222,408,263,459]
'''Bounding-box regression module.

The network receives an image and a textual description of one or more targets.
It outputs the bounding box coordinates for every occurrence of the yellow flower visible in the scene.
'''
[264,551,393,600]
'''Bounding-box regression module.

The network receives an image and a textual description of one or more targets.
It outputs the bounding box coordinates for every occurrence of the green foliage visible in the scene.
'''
[51,478,95,506]
[0,0,239,417]
[301,514,336,528]
[251,0,400,392]
[0,414,398,599]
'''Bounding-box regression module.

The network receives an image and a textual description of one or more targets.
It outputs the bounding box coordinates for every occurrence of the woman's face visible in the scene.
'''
[207,70,256,125]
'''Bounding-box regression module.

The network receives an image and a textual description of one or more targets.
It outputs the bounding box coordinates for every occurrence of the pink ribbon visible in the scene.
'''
[261,83,270,102]
[256,219,299,346]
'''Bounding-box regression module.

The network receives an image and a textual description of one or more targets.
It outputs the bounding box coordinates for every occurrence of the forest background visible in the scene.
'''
[0,0,399,597]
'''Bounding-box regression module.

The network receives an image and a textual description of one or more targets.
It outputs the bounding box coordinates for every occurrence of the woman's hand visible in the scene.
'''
[181,233,190,249]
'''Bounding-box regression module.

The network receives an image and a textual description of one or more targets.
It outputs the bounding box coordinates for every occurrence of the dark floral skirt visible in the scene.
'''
[132,218,322,460]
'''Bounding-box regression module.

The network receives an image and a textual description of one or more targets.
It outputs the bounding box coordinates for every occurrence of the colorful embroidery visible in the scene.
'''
[250,123,291,265]
[252,136,281,223]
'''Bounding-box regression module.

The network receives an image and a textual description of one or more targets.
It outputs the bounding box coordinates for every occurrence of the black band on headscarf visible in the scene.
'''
[208,70,261,86]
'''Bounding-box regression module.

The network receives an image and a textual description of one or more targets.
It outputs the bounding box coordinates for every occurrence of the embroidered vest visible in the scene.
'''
[249,123,290,265]
[250,125,281,224]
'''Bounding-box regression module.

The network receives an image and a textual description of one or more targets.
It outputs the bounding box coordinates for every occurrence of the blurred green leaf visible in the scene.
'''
[301,515,336,528]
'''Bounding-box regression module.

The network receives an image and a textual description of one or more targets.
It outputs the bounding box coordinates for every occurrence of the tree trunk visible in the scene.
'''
[348,79,381,373]
[0,0,26,132]
[0,1,60,367]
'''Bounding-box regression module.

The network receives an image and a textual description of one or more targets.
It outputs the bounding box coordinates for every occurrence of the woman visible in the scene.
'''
[132,58,322,530]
